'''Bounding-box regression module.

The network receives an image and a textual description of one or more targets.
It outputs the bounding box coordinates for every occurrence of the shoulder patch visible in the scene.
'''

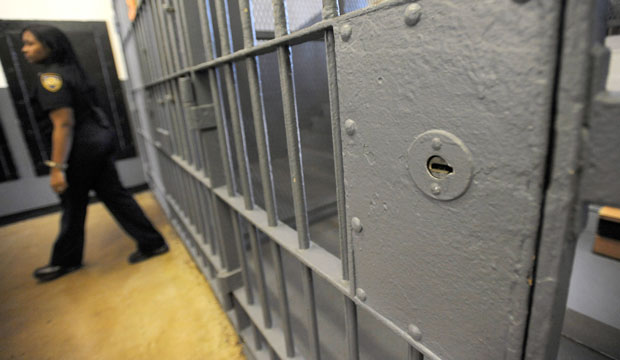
[40,73,63,92]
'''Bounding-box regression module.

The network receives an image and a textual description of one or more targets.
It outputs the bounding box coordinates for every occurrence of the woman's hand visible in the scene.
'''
[50,168,68,193]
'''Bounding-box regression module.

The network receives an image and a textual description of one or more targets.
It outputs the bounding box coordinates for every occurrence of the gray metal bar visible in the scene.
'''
[301,265,321,360]
[269,348,278,360]
[212,196,230,269]
[231,208,254,304]
[152,0,175,76]
[239,0,279,226]
[189,177,204,232]
[162,1,182,72]
[145,19,329,88]
[344,297,359,360]
[213,185,347,296]
[137,14,156,83]
[196,0,217,61]
[195,183,211,245]
[270,240,295,357]
[146,1,167,79]
[248,224,273,328]
[209,192,221,257]
[323,10,349,281]
[176,0,208,172]
[170,0,189,69]
[233,288,305,360]
[141,0,414,89]
[253,323,263,350]
[197,0,237,196]
[214,0,255,209]
[170,70,192,162]
[133,17,151,83]
[408,346,423,360]
[140,6,160,80]
[272,0,311,249]
[322,0,340,19]
[163,82,181,156]
[524,1,603,359]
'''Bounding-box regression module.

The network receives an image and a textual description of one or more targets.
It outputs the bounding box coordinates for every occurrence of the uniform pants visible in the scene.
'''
[50,156,165,267]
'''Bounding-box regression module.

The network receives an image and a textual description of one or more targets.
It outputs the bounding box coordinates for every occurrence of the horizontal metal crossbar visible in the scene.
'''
[136,129,443,358]
[137,0,412,90]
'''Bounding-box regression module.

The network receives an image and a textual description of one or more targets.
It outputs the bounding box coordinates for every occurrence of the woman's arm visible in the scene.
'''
[49,107,74,193]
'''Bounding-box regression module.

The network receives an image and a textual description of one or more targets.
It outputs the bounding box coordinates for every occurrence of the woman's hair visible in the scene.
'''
[22,24,90,88]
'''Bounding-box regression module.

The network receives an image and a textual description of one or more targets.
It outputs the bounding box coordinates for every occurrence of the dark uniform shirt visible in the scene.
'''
[34,63,113,165]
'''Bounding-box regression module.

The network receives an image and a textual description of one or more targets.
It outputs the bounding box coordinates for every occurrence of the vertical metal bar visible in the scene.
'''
[162,2,193,163]
[171,75,192,162]
[272,2,319,359]
[253,323,263,350]
[146,1,167,79]
[141,6,161,79]
[248,224,272,328]
[176,0,207,172]
[152,0,174,76]
[209,192,222,257]
[170,0,189,69]
[269,347,278,360]
[301,265,321,360]
[269,241,295,356]
[196,0,217,61]
[213,0,255,209]
[272,0,310,249]
[239,0,279,226]
[133,17,150,83]
[175,0,194,67]
[212,197,229,269]
[197,0,236,195]
[322,0,339,19]
[322,0,349,281]
[163,82,181,156]
[195,182,209,242]
[137,16,155,83]
[344,297,359,360]
[231,209,254,304]
[408,346,423,360]
[162,0,181,72]
[189,178,204,231]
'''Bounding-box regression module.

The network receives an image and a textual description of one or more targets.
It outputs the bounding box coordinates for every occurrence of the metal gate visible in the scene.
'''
[113,0,620,359]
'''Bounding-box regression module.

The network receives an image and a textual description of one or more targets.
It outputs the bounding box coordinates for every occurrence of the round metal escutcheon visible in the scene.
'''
[407,130,473,201]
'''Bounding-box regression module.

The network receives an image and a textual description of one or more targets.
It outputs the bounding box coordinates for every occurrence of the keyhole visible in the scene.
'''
[427,156,453,179]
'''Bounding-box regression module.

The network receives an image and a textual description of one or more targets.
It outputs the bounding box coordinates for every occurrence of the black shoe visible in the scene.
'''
[33,264,82,282]
[128,243,169,264]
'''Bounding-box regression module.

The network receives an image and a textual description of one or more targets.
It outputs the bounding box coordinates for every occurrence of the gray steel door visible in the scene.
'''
[114,0,615,359]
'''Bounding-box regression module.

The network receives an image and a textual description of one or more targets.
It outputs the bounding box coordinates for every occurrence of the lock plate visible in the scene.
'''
[407,130,473,201]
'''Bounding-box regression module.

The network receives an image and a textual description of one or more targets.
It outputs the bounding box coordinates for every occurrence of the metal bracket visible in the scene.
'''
[189,104,217,130]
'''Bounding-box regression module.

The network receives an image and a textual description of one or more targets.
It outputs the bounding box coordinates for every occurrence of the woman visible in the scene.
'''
[21,25,168,282]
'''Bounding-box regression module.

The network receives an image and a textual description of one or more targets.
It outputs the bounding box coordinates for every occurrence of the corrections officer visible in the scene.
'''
[21,25,168,282]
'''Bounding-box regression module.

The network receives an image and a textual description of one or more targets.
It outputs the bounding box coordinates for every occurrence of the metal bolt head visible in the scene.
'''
[351,217,363,232]
[431,137,442,150]
[404,4,422,27]
[408,324,423,341]
[341,24,352,41]
[344,119,356,136]
[356,288,367,301]
[431,183,441,195]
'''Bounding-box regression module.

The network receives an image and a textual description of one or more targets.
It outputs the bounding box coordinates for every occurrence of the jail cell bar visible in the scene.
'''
[116,0,596,359]
[126,1,376,359]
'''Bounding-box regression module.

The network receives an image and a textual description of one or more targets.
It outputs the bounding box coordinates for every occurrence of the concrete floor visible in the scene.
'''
[0,191,245,360]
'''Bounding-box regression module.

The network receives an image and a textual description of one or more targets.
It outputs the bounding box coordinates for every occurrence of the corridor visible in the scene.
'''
[0,191,245,360]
